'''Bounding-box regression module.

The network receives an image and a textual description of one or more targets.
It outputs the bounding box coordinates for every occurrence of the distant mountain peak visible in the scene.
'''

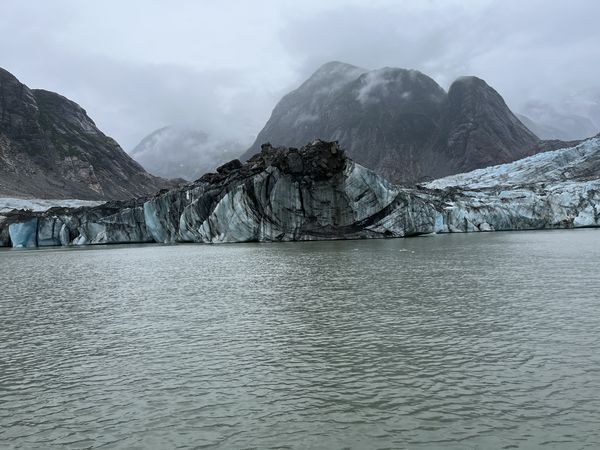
[450,75,486,86]
[448,76,509,106]
[298,61,367,92]
[242,62,542,182]
[130,125,244,180]
[355,67,445,106]
[519,100,599,140]
[312,60,365,74]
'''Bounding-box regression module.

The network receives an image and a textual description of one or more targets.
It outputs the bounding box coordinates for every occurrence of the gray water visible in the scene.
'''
[1,230,600,449]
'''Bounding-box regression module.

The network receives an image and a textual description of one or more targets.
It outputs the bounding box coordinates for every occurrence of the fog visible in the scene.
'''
[2,0,599,150]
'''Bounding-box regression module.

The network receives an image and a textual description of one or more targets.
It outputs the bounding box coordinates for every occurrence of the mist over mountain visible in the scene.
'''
[518,101,598,141]
[0,67,173,200]
[130,126,245,181]
[3,1,600,153]
[242,62,540,182]
[516,114,565,141]
[565,89,600,130]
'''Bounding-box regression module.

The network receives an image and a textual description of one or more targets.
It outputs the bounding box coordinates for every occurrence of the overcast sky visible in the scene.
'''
[2,0,599,150]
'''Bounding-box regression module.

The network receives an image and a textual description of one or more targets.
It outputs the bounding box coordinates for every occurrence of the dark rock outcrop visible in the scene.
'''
[0,67,175,200]
[240,62,545,183]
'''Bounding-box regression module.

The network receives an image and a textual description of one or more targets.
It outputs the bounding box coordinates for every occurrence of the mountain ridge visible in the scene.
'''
[0,67,175,200]
[241,62,542,182]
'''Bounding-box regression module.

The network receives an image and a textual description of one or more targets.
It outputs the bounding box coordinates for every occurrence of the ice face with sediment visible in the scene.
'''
[2,136,600,248]
[426,136,600,232]
[427,137,600,189]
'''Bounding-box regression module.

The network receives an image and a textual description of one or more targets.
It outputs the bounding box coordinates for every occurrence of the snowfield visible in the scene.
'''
[426,137,600,189]
[0,198,104,214]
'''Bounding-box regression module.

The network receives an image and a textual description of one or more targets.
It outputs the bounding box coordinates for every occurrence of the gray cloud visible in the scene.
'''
[1,0,599,151]
[281,1,600,110]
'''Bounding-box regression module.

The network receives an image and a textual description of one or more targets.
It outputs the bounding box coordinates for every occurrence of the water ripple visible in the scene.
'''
[1,230,600,449]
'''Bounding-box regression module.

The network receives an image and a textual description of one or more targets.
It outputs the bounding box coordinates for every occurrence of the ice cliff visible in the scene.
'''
[1,137,599,248]
[425,136,600,231]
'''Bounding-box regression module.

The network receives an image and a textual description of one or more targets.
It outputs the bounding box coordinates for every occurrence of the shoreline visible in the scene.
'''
[2,225,599,251]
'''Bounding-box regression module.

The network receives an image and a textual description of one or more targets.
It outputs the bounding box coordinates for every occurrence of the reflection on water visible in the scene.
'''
[1,229,600,449]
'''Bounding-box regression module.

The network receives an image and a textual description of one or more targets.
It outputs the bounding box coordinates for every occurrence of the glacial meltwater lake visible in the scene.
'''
[1,229,600,449]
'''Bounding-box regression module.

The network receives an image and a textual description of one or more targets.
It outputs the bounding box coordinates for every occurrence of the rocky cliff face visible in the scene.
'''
[2,136,599,248]
[441,76,539,169]
[240,62,542,183]
[0,67,174,200]
[130,126,244,181]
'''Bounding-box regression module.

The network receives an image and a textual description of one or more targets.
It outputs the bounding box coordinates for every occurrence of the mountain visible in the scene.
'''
[3,135,600,248]
[130,126,244,181]
[517,101,598,141]
[241,61,541,182]
[516,114,565,140]
[0,67,174,200]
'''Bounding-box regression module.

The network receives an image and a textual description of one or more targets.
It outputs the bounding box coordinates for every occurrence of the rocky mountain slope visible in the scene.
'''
[2,135,599,248]
[130,126,244,181]
[0,67,174,200]
[241,62,543,182]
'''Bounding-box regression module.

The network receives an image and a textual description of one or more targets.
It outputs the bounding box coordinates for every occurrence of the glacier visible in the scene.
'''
[425,136,600,232]
[0,198,104,214]
[1,137,599,248]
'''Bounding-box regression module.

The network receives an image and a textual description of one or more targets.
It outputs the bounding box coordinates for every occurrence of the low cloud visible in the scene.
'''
[281,0,600,127]
[1,0,599,151]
